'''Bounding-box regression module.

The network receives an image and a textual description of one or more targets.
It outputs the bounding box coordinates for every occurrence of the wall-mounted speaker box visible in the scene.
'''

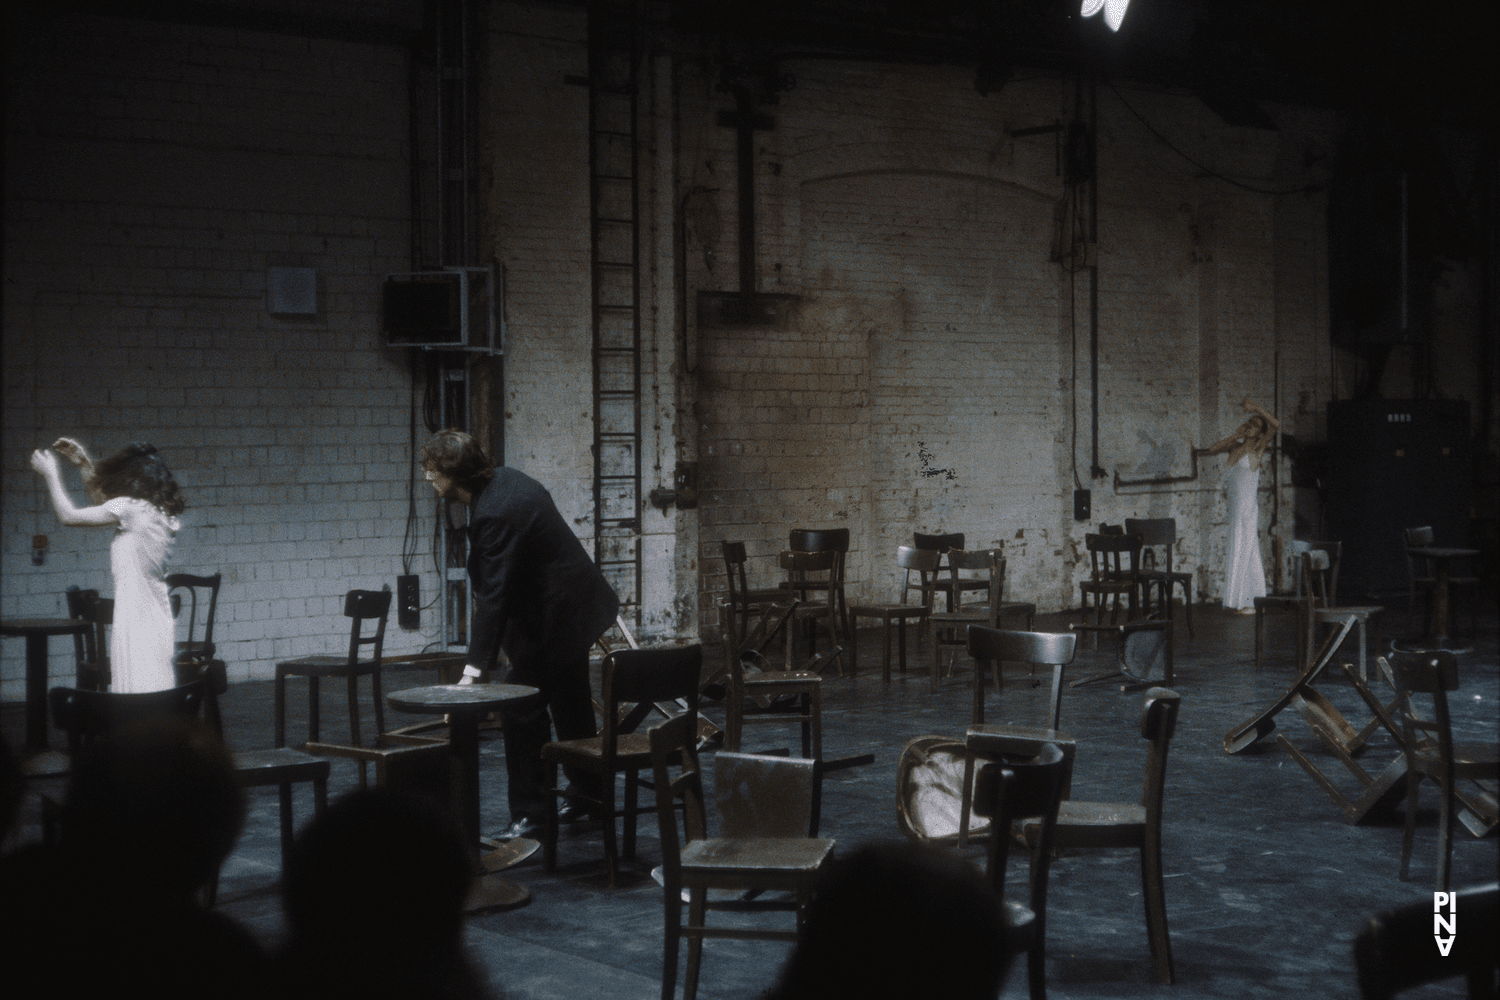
[1325,399,1470,597]
[383,273,462,345]
[268,267,318,316]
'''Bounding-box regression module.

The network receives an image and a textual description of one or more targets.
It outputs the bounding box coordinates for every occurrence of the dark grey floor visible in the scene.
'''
[6,597,1497,1000]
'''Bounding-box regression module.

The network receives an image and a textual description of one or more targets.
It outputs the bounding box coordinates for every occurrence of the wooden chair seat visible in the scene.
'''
[650,714,834,1000]
[541,643,703,888]
[719,601,827,759]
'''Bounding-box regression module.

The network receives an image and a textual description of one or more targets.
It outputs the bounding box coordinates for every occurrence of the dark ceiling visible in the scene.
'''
[676,0,1498,127]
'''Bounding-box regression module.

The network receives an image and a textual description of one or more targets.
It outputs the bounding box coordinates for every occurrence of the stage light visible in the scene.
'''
[1081,0,1130,32]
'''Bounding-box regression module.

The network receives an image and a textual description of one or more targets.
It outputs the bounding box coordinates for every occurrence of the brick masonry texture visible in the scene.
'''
[3,3,1379,698]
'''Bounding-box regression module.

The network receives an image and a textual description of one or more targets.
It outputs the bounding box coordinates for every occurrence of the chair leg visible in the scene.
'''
[623,770,639,861]
[278,780,295,868]
[1253,604,1266,669]
[1399,770,1420,881]
[661,899,681,1000]
[809,686,823,761]
[684,889,707,1000]
[1436,777,1454,892]
[274,670,287,748]
[307,676,321,744]
[1141,831,1175,984]
[1027,925,1048,1000]
[602,776,621,888]
[347,673,367,789]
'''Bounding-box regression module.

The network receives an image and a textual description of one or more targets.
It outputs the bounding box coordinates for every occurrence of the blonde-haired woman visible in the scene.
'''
[1203,399,1279,612]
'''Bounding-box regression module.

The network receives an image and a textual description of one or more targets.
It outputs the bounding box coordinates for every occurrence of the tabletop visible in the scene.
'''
[1406,546,1480,558]
[387,682,539,714]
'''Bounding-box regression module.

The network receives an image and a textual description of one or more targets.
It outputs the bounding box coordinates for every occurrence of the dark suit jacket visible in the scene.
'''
[466,466,620,672]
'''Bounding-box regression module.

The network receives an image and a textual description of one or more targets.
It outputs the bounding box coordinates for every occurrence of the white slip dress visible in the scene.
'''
[1221,454,1267,610]
[104,497,181,692]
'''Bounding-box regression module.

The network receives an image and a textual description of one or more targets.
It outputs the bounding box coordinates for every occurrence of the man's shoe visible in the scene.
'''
[556,802,594,825]
[499,816,543,841]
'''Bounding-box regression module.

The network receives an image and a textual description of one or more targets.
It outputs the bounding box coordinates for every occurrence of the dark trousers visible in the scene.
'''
[500,649,600,821]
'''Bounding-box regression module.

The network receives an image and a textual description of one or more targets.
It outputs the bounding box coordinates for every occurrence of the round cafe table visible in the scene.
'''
[1,617,91,752]
[388,682,543,912]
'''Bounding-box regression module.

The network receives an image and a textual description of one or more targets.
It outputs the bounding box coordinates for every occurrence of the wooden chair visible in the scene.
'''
[778,549,842,670]
[1404,526,1479,641]
[787,528,851,645]
[1124,518,1193,636]
[720,541,785,649]
[649,712,835,1000]
[960,628,1079,847]
[274,589,392,785]
[914,530,986,611]
[1079,532,1144,628]
[169,572,223,733]
[541,643,702,888]
[1017,687,1183,985]
[1353,880,1499,999]
[167,572,220,667]
[1303,544,1382,681]
[971,741,1070,1000]
[64,586,112,691]
[1069,613,1173,690]
[1377,652,1500,889]
[930,549,1035,692]
[718,601,828,759]
[848,546,939,682]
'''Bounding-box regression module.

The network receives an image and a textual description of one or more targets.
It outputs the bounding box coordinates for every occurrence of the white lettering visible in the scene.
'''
[1434,913,1457,936]
[1437,938,1456,957]
[1434,891,1458,957]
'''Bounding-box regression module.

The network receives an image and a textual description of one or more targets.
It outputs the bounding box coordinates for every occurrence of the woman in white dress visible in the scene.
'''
[1203,399,1280,612]
[31,438,185,692]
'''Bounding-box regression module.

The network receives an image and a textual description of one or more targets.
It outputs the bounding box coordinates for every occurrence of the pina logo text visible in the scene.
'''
[1434,892,1457,956]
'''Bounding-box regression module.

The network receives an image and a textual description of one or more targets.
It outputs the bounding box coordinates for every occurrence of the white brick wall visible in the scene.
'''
[2,9,441,700]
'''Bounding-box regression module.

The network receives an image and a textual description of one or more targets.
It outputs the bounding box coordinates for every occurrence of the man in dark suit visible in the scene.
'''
[421,430,619,840]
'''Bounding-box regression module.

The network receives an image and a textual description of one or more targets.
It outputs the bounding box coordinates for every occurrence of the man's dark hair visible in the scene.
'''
[420,429,495,496]
[94,442,186,516]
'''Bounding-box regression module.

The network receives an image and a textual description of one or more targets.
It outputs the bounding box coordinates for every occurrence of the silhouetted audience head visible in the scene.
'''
[62,714,244,900]
[4,716,271,998]
[766,841,1017,1000]
[279,786,493,1000]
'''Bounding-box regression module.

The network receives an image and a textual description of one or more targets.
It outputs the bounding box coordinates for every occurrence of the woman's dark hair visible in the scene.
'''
[93,442,186,516]
[420,429,495,496]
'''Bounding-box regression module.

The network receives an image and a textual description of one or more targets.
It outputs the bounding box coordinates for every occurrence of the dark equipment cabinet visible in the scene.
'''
[1325,399,1470,599]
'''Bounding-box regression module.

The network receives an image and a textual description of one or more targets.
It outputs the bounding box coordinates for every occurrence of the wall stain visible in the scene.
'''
[916,442,956,480]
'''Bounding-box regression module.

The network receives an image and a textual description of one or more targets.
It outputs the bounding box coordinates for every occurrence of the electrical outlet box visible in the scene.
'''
[397,575,420,629]
[1073,489,1091,522]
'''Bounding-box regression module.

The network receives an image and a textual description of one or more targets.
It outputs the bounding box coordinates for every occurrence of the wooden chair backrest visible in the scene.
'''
[721,540,756,606]
[1387,651,1458,782]
[714,751,819,838]
[167,572,221,654]
[914,531,964,553]
[600,644,703,746]
[1124,518,1176,572]
[945,548,1005,614]
[342,589,392,665]
[968,626,1077,731]
[65,586,113,689]
[897,545,941,606]
[1138,687,1183,826]
[1299,542,1342,607]
[1085,532,1143,580]
[50,680,206,750]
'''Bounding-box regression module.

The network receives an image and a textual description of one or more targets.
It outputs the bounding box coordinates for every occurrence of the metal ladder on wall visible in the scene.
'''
[588,0,645,623]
